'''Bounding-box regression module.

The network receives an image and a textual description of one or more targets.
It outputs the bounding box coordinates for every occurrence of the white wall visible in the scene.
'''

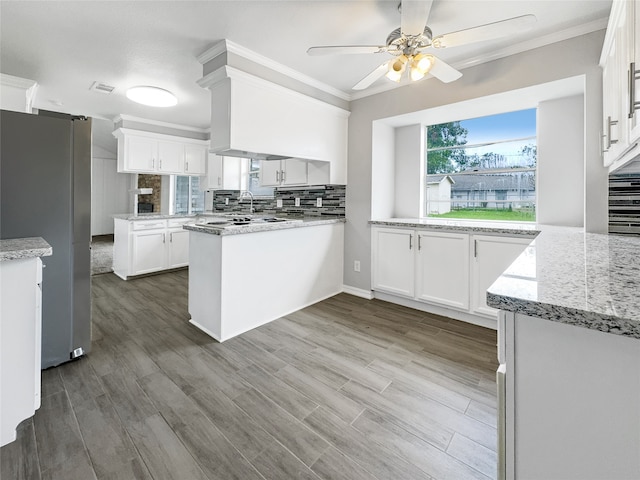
[344,31,607,292]
[537,95,585,226]
[370,122,395,219]
[394,124,424,218]
[91,155,131,235]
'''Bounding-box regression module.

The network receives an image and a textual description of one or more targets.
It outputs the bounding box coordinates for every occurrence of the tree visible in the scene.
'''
[426,122,468,174]
[519,144,537,167]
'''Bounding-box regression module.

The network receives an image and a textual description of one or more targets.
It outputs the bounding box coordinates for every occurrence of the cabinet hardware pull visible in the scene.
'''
[185,161,189,171]
[474,239,477,258]
[607,116,619,149]
[217,176,221,186]
[159,159,163,169]
[409,235,413,250]
[418,235,422,250]
[629,63,640,118]
[282,170,286,183]
[602,133,608,154]
[276,170,280,183]
[152,158,155,168]
[163,233,166,243]
[170,233,173,242]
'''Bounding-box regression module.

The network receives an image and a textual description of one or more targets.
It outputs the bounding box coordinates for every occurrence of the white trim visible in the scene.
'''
[342,285,374,300]
[350,16,609,101]
[198,39,351,102]
[374,291,498,330]
[112,127,209,145]
[113,114,210,134]
[199,66,351,117]
[0,73,37,89]
[600,0,624,65]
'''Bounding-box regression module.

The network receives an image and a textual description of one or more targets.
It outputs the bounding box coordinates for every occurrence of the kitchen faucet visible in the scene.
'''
[239,190,254,214]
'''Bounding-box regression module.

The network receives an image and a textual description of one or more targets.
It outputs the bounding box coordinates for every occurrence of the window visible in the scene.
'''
[425,109,536,222]
[172,175,205,214]
[247,159,275,197]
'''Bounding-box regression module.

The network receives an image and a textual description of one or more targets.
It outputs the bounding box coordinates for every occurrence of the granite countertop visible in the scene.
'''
[0,237,52,262]
[113,213,198,221]
[370,218,539,238]
[487,226,640,340]
[184,216,345,236]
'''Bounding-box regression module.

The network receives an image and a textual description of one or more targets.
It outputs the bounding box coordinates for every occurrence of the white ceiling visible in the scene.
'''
[1,1,611,131]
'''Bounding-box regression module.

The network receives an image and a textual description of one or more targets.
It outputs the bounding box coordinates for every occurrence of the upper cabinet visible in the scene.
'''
[259,158,309,187]
[113,128,208,176]
[601,0,640,172]
[199,66,349,184]
[201,154,248,190]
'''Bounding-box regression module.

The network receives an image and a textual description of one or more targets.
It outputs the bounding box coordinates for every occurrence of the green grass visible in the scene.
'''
[428,208,535,222]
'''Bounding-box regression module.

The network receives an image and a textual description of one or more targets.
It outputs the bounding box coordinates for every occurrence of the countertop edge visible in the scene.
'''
[0,237,53,262]
[369,219,540,237]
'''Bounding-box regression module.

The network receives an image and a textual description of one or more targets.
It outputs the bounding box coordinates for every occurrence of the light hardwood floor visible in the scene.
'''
[1,270,499,480]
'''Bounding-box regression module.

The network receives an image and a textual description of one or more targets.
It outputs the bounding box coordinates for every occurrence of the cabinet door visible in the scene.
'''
[372,227,415,297]
[416,231,470,310]
[131,231,167,275]
[260,160,282,187]
[157,141,184,174]
[282,158,308,185]
[126,135,156,172]
[184,145,207,176]
[167,229,189,268]
[629,1,640,141]
[206,154,224,189]
[470,235,529,317]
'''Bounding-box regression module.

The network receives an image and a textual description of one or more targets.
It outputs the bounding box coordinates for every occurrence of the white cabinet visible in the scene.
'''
[114,128,209,176]
[372,227,415,297]
[470,235,530,317]
[260,158,308,187]
[601,0,640,171]
[114,217,192,279]
[201,66,349,184]
[371,226,533,325]
[184,144,207,176]
[1,256,45,446]
[416,231,470,310]
[202,154,248,190]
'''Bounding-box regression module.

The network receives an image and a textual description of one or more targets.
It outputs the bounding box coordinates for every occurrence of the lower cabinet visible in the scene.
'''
[371,226,533,322]
[470,235,530,317]
[114,217,191,279]
[371,228,415,297]
[416,231,470,310]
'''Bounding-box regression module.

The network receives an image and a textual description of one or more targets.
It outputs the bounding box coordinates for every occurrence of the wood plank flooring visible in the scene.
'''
[1,270,499,480]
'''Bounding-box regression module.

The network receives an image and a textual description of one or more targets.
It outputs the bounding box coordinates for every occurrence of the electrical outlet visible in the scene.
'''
[225,198,229,205]
[354,260,361,272]
[316,197,322,207]
[295,197,300,207]
[276,198,283,208]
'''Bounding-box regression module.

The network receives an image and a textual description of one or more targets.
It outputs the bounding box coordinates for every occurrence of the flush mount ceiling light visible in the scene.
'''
[126,86,177,107]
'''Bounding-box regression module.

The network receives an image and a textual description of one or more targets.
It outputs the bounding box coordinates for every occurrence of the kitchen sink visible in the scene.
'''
[196,215,302,230]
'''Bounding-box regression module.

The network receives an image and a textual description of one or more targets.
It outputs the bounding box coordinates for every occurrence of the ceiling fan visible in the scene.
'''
[307,0,536,90]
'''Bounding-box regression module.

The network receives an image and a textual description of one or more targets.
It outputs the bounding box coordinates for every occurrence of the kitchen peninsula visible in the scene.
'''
[487,227,640,479]
[184,217,344,341]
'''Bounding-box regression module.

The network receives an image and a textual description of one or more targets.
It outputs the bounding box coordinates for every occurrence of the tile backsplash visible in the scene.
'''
[209,185,345,217]
[609,173,640,235]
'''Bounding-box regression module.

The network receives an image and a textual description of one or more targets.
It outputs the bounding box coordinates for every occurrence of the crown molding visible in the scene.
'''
[198,39,351,102]
[0,73,37,89]
[112,114,210,133]
[350,16,609,101]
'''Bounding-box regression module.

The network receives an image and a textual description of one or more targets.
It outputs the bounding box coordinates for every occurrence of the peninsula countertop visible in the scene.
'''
[0,237,52,262]
[184,216,345,236]
[487,226,640,339]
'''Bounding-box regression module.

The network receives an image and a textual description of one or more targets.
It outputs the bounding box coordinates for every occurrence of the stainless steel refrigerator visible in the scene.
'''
[1,109,92,368]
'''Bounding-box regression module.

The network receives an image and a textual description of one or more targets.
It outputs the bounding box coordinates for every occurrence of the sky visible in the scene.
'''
[460,108,537,145]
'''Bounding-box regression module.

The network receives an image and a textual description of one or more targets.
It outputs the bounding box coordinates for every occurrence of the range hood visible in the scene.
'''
[210,148,292,161]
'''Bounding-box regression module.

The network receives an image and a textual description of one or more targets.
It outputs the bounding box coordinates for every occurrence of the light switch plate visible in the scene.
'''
[295,198,300,207]
[276,198,283,208]
[316,197,322,207]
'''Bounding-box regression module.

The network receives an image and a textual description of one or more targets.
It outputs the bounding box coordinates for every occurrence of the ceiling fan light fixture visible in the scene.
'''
[385,54,408,82]
[126,86,178,107]
[409,53,435,81]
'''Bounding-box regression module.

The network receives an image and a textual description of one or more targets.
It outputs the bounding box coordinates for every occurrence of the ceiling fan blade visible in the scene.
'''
[352,62,389,90]
[401,0,433,36]
[433,14,537,49]
[429,57,462,83]
[307,45,387,56]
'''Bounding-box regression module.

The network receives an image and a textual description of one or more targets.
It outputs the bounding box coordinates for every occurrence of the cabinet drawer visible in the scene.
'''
[167,217,192,228]
[131,220,167,231]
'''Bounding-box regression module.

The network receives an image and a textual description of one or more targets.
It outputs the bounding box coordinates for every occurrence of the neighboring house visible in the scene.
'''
[426,173,536,211]
[425,175,454,214]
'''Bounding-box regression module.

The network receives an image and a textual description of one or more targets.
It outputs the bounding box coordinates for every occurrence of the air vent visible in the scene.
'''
[89,81,115,94]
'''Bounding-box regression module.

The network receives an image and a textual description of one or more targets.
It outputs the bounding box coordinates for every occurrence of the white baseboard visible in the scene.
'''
[341,285,374,300]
